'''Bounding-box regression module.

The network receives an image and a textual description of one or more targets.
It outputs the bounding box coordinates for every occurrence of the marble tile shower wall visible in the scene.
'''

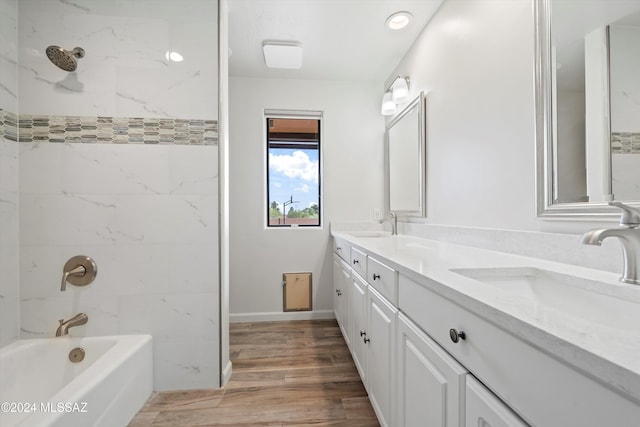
[13,0,221,390]
[18,0,218,119]
[0,0,19,349]
[19,142,220,391]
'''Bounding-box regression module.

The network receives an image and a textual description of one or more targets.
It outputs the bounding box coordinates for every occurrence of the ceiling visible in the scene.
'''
[227,0,444,84]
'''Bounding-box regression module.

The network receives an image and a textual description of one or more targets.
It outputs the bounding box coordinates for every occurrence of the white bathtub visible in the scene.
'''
[0,335,153,427]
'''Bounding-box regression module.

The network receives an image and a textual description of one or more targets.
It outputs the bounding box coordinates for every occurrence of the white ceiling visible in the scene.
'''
[227,0,444,83]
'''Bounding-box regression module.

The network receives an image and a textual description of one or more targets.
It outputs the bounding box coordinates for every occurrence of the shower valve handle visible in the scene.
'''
[60,256,97,292]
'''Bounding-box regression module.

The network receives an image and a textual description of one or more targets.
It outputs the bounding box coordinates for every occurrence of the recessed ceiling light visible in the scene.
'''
[165,51,183,62]
[262,41,303,69]
[386,11,413,30]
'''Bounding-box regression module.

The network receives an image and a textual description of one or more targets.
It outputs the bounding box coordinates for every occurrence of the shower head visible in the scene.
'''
[45,45,85,72]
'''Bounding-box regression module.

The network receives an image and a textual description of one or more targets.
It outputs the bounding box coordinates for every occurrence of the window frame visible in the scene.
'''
[264,110,323,229]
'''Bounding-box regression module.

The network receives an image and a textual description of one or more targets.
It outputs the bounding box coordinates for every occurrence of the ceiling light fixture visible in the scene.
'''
[385,11,413,30]
[381,75,410,116]
[262,41,303,69]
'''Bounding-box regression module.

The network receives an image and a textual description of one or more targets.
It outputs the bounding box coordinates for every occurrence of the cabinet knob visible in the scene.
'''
[360,330,366,337]
[337,290,342,296]
[372,273,380,280]
[449,328,466,343]
[336,247,342,251]
[364,337,370,344]
[353,259,359,265]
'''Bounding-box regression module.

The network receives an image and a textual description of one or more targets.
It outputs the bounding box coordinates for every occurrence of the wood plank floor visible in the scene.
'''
[128,319,380,426]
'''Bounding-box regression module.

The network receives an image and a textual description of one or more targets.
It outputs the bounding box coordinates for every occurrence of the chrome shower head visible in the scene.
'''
[46,45,85,72]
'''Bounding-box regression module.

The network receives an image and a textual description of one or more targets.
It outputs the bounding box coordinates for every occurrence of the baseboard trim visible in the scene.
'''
[221,360,233,386]
[230,310,335,323]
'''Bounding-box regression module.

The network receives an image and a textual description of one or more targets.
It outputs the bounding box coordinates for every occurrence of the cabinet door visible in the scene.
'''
[367,286,398,427]
[350,273,368,385]
[397,313,467,427]
[332,254,351,346]
[466,376,529,427]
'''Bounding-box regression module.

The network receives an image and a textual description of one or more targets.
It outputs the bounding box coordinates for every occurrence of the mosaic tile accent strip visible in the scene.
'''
[0,109,217,145]
[0,109,18,141]
[611,132,640,154]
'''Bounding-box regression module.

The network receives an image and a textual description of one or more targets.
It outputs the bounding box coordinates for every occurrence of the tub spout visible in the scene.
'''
[56,313,88,337]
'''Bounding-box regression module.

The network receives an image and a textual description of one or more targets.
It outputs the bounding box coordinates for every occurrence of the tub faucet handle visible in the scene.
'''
[61,265,85,291]
[60,256,97,292]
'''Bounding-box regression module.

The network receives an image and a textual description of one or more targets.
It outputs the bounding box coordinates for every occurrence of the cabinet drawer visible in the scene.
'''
[334,237,351,262]
[367,256,397,305]
[351,247,367,278]
[398,274,640,427]
[466,375,528,427]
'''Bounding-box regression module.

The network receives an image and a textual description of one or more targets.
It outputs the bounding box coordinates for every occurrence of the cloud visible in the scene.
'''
[294,184,311,193]
[269,150,318,183]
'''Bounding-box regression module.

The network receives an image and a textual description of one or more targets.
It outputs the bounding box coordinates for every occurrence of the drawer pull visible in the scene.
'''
[449,328,466,343]
[353,259,359,265]
[372,273,381,280]
[337,290,342,296]
[336,247,342,251]
[364,337,370,344]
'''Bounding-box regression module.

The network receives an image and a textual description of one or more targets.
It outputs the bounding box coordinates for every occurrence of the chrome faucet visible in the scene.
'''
[379,211,398,235]
[581,202,640,285]
[55,313,88,337]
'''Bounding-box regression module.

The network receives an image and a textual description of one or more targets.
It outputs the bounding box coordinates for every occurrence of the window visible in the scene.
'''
[266,113,321,227]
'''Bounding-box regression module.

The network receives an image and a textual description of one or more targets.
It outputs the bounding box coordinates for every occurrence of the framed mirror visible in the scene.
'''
[535,0,640,219]
[385,91,427,217]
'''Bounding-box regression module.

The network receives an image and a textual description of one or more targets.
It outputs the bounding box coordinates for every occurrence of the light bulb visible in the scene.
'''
[391,77,409,103]
[381,91,396,116]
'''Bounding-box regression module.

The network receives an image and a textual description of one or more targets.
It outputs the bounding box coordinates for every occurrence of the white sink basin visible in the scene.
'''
[450,267,640,329]
[346,231,393,238]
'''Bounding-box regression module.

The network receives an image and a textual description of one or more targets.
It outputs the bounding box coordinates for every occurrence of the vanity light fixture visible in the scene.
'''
[386,11,413,30]
[380,75,410,116]
[381,91,397,115]
[262,41,303,69]
[165,51,184,62]
[391,75,410,103]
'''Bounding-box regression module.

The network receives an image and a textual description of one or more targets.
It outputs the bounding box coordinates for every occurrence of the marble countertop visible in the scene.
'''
[332,230,640,404]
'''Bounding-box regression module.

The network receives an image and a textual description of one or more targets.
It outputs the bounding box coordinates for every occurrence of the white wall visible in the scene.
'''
[0,0,19,348]
[229,77,383,320]
[15,0,221,391]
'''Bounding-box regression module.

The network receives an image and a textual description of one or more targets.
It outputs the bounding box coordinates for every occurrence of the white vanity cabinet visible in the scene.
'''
[333,237,350,263]
[396,312,467,427]
[350,271,369,384]
[351,247,367,278]
[465,376,528,427]
[333,234,640,427]
[367,255,397,304]
[341,246,398,427]
[365,286,397,427]
[332,254,351,347]
[399,273,640,426]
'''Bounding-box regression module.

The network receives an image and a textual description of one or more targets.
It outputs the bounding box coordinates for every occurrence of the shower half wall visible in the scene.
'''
[11,0,220,391]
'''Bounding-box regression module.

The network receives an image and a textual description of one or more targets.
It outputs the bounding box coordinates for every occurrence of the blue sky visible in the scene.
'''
[268,148,319,214]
